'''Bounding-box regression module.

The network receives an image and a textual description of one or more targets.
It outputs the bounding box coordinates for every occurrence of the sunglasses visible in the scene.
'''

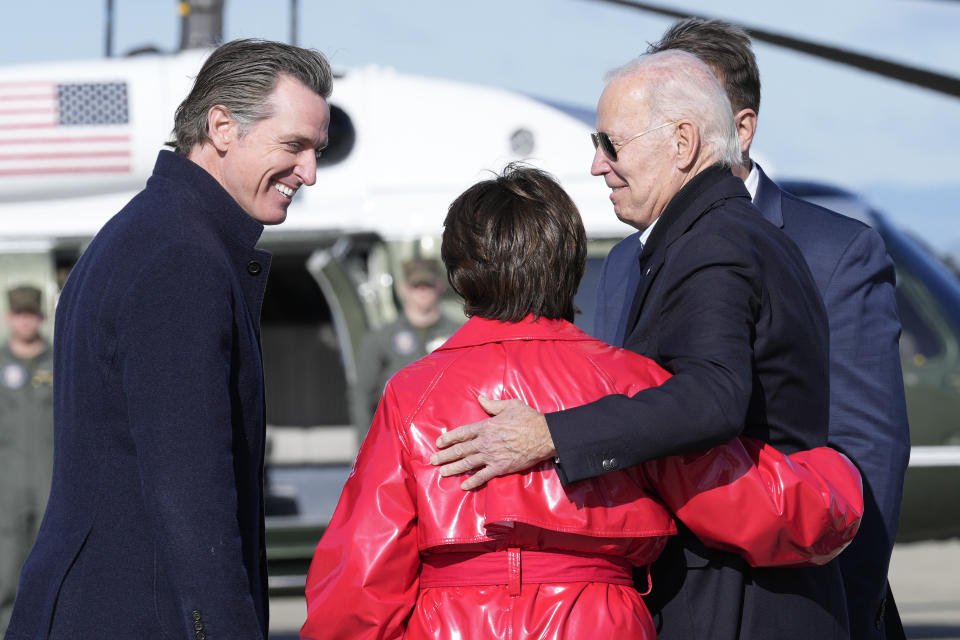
[590,121,677,162]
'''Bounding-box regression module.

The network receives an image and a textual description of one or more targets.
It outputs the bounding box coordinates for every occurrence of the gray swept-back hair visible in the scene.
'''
[605,50,741,168]
[169,38,333,156]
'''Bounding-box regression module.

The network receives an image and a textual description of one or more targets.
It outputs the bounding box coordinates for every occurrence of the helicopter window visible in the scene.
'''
[316,104,355,168]
[896,283,945,363]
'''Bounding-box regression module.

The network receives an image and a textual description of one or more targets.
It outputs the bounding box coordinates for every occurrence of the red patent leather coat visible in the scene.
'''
[302,316,862,640]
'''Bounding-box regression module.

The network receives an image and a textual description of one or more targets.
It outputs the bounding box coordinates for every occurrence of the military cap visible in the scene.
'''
[402,258,442,287]
[7,285,43,315]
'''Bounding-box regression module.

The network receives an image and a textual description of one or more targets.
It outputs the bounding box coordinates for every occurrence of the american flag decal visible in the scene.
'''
[0,80,132,177]
[59,83,129,125]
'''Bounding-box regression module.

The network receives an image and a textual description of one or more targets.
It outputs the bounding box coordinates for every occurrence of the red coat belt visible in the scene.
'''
[420,548,635,596]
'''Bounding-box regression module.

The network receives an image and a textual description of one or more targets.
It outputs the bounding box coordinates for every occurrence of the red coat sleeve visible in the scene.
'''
[645,436,863,567]
[301,385,420,640]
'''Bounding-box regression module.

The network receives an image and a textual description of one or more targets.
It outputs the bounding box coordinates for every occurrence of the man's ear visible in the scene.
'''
[206,105,238,152]
[674,120,700,171]
[734,108,757,156]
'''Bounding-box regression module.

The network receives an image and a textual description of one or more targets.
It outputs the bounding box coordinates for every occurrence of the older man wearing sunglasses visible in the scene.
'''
[432,49,853,640]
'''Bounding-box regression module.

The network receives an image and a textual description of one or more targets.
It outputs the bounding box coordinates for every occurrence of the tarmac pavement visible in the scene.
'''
[890,539,960,640]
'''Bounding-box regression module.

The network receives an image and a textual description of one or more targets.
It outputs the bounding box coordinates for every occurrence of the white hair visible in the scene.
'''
[605,50,741,168]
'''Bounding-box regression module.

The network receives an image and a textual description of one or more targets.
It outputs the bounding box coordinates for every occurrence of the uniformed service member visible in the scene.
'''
[0,285,53,634]
[351,259,461,436]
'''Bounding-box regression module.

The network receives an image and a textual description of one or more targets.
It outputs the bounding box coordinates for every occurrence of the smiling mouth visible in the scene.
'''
[273,181,297,199]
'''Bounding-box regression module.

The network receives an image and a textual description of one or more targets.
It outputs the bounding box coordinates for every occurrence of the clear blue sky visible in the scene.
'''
[3,0,959,252]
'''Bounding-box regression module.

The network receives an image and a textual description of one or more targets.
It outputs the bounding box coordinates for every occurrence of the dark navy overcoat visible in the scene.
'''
[551,166,848,639]
[752,165,909,639]
[594,166,910,640]
[6,151,272,640]
[590,164,910,639]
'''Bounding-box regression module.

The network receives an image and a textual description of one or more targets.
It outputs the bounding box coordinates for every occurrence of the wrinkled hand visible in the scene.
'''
[430,395,556,490]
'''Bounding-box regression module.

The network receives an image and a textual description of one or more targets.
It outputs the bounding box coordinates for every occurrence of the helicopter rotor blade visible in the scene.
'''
[591,0,960,98]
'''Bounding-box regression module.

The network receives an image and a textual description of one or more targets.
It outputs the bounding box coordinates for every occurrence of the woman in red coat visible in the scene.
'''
[301,166,862,640]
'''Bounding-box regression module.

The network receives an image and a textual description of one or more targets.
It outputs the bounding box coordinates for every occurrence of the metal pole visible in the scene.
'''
[105,0,114,57]
[179,0,225,51]
[290,0,299,46]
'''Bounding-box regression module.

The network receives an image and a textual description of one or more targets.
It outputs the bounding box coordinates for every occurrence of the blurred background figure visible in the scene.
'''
[0,285,53,634]
[350,258,460,436]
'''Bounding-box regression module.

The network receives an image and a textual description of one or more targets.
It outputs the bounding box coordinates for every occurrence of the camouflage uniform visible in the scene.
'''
[0,339,53,632]
[351,314,461,436]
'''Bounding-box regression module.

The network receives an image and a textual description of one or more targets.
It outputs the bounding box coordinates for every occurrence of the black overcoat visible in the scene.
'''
[6,151,272,640]
[549,166,849,639]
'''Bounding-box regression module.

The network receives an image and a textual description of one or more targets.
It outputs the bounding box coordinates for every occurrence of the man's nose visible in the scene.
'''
[296,151,318,186]
[590,146,609,176]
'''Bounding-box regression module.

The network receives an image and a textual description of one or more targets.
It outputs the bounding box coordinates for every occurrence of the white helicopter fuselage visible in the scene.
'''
[0,49,624,246]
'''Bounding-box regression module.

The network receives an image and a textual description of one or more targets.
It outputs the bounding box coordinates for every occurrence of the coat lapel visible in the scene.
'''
[608,233,644,347]
[623,247,665,340]
[621,167,752,344]
[752,163,784,229]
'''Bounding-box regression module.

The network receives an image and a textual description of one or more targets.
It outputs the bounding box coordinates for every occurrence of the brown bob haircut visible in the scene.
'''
[442,164,587,323]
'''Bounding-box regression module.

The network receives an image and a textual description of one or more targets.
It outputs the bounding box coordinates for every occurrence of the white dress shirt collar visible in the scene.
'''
[743,160,760,202]
[639,217,659,249]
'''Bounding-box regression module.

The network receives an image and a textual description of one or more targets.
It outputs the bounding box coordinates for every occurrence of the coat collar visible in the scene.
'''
[435,315,594,352]
[150,150,265,251]
[751,162,784,229]
[642,164,752,256]
[622,165,751,339]
[150,150,272,328]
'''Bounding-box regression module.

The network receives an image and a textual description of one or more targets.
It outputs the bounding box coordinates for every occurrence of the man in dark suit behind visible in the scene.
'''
[432,49,850,638]
[594,20,910,640]
[5,40,331,640]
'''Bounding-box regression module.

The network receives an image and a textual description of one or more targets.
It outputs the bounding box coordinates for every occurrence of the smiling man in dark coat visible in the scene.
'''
[594,20,910,640]
[639,21,910,640]
[5,39,331,640]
